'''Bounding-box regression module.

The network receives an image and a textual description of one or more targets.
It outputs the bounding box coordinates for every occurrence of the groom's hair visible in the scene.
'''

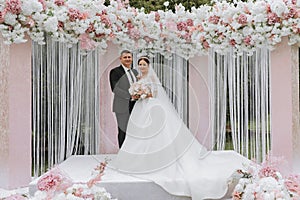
[120,50,132,56]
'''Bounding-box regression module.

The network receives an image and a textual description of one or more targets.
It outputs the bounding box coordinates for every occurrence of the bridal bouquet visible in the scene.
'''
[129,82,152,100]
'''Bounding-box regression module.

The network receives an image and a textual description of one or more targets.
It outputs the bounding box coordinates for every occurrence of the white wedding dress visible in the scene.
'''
[110,67,249,200]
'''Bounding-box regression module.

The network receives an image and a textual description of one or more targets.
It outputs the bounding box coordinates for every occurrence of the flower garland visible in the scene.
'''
[0,0,300,58]
[31,161,114,200]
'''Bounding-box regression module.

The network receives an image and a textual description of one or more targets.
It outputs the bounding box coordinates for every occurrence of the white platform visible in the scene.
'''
[29,155,235,199]
[29,155,191,200]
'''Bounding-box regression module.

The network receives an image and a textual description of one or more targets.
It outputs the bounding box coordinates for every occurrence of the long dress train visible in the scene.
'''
[110,67,249,200]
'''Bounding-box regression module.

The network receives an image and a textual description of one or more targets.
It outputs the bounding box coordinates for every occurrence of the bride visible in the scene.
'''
[110,56,250,200]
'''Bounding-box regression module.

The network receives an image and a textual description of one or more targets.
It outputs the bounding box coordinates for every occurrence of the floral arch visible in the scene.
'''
[0,0,300,57]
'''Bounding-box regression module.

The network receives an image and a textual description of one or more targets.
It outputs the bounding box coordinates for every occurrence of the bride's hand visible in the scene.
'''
[131,94,140,100]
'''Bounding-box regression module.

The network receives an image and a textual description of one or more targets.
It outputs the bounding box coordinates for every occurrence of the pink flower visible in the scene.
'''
[177,21,187,31]
[37,173,63,192]
[285,175,300,195]
[79,33,97,51]
[58,21,64,31]
[154,12,160,22]
[232,191,242,200]
[126,21,134,29]
[203,40,210,49]
[230,39,236,46]
[285,7,297,19]
[237,14,247,25]
[68,8,87,22]
[0,10,6,23]
[165,20,177,31]
[101,15,111,27]
[259,165,278,179]
[54,0,65,6]
[267,12,280,25]
[183,32,191,43]
[244,35,252,45]
[38,0,47,10]
[5,0,22,15]
[208,15,220,24]
[86,23,95,33]
[186,19,194,26]
[292,24,300,34]
[87,173,103,188]
[37,167,67,192]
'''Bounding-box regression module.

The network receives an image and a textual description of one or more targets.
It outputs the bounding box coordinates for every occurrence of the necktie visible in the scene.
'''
[127,69,135,83]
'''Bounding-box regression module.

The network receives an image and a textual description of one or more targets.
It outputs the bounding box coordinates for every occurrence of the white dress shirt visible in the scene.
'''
[122,65,136,85]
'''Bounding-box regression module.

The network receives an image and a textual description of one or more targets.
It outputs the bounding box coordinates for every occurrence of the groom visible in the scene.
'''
[109,50,138,148]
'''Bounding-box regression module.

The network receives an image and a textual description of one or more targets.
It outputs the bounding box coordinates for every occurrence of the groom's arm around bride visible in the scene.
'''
[109,50,138,148]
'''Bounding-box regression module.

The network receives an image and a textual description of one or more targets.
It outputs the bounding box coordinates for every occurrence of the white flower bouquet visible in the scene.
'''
[129,82,152,100]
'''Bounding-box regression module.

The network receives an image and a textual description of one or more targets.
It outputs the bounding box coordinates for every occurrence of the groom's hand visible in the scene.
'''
[131,94,140,100]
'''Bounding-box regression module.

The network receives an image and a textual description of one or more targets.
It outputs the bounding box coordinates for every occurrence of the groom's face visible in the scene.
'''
[120,53,133,68]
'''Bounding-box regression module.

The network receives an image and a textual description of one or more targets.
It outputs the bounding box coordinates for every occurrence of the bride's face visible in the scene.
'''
[138,60,149,75]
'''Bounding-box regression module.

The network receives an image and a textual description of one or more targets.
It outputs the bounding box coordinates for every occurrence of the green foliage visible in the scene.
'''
[129,0,212,12]
[104,0,212,12]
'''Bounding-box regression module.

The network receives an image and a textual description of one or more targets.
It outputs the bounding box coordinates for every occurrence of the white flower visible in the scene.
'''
[164,1,170,7]
[258,177,280,192]
[270,0,288,16]
[21,0,43,16]
[32,190,47,200]
[252,1,267,15]
[44,16,58,33]
[4,13,18,25]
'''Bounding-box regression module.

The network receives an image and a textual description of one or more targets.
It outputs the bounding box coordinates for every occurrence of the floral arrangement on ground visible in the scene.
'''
[232,155,300,200]
[1,0,300,58]
[2,160,116,200]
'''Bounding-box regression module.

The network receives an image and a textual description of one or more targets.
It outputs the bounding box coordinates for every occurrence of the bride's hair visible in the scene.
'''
[138,56,150,65]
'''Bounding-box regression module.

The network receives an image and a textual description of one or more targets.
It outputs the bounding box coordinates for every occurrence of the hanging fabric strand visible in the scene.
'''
[32,37,100,177]
[151,53,189,125]
[210,48,270,162]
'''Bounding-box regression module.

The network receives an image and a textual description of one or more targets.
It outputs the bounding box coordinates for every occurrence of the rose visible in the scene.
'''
[237,14,247,25]
[5,0,22,15]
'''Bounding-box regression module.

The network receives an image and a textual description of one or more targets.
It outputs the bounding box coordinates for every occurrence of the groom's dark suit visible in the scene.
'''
[109,65,138,148]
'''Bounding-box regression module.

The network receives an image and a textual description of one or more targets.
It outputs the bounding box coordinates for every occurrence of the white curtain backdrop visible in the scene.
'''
[32,37,100,177]
[210,48,271,162]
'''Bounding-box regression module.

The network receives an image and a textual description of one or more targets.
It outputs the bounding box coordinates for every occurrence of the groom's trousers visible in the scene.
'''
[115,100,135,148]
[115,112,130,148]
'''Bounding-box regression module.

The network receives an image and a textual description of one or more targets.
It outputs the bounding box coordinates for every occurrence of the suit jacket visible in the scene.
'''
[109,65,138,113]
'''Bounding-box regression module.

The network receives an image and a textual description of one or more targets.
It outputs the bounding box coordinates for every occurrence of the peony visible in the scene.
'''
[267,12,280,25]
[21,0,43,16]
[270,0,288,16]
[4,12,18,25]
[44,16,58,33]
[237,14,247,25]
[5,0,22,15]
